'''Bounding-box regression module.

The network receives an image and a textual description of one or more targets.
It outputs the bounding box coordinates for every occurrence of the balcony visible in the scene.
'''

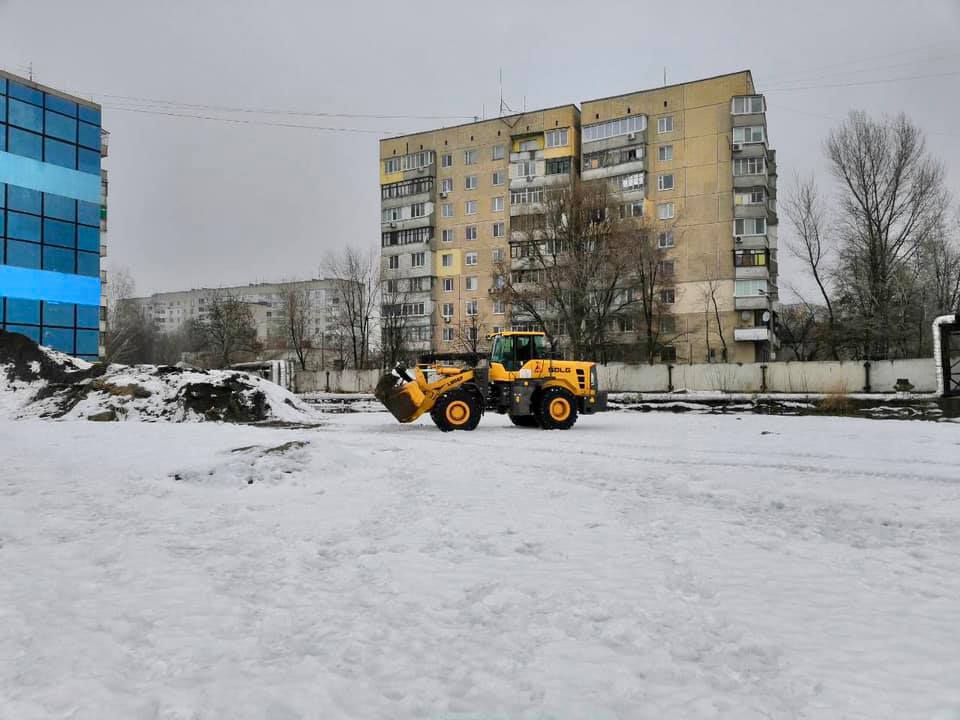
[733,172,769,190]
[582,158,645,183]
[730,141,766,158]
[510,149,544,163]
[381,189,434,211]
[100,243,108,258]
[100,129,110,158]
[735,264,769,281]
[734,295,770,311]
[734,326,772,342]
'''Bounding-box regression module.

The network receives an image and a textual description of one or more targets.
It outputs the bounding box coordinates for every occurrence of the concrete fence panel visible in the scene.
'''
[294,369,381,394]
[869,358,936,393]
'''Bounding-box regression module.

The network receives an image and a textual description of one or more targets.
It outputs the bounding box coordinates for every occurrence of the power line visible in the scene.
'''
[762,52,960,89]
[101,105,402,134]
[763,69,960,93]
[766,102,960,138]
[76,90,475,121]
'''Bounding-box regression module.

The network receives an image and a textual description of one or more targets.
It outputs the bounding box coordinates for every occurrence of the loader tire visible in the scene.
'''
[509,414,539,428]
[431,389,482,432]
[538,387,578,430]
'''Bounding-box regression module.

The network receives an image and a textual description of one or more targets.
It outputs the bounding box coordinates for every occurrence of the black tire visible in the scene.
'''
[509,414,540,428]
[538,386,578,430]
[431,388,482,432]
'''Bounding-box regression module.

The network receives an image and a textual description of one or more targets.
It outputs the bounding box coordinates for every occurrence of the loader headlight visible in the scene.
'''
[590,365,598,391]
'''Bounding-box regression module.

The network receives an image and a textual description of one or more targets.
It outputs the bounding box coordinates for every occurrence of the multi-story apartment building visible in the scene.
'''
[127,279,345,363]
[0,70,109,361]
[379,70,778,363]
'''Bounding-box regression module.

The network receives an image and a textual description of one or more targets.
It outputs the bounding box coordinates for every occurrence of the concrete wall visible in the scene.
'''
[294,369,381,394]
[598,359,937,394]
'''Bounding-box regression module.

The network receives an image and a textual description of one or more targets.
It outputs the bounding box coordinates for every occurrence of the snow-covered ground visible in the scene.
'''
[1,411,959,719]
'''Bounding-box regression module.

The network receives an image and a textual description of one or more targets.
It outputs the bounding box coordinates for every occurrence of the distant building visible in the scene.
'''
[0,70,109,361]
[126,278,347,366]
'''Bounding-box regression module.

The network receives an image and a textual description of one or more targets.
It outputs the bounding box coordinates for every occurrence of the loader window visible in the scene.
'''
[491,334,548,371]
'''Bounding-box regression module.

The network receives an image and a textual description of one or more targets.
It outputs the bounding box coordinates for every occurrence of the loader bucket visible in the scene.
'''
[374,372,427,423]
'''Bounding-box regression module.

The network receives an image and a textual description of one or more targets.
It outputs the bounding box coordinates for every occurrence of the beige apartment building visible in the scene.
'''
[379,70,779,363]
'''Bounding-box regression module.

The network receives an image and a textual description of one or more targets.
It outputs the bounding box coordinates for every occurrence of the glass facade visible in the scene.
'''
[0,75,103,362]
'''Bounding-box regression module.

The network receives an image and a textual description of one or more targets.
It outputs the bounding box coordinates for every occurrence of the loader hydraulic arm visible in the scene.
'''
[374,364,476,423]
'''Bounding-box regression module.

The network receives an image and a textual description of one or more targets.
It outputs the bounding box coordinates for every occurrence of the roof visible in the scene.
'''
[379,103,581,143]
[0,69,101,111]
[581,70,754,107]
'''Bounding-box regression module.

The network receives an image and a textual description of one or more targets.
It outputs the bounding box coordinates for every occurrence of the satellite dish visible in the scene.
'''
[762,311,771,322]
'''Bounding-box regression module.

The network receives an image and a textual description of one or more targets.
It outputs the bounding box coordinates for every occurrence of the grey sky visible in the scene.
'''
[2,0,959,300]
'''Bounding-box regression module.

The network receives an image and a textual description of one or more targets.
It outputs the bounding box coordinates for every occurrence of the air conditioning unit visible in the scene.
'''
[732,142,743,151]
[627,132,637,141]
[389,222,397,228]
[439,191,448,198]
[526,175,534,182]
[735,236,743,244]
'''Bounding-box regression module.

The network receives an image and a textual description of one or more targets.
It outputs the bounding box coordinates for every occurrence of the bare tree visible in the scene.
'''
[783,174,840,359]
[777,302,822,361]
[826,111,949,359]
[699,256,729,363]
[922,209,960,317]
[324,247,378,369]
[104,267,158,364]
[377,273,410,368]
[493,179,637,360]
[453,309,487,355]
[279,283,313,370]
[189,293,259,368]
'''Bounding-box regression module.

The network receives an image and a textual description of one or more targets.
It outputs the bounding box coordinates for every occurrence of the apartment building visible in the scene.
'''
[0,70,109,361]
[379,70,778,362]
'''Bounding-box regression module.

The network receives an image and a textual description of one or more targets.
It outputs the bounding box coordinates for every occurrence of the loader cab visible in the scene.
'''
[490,333,550,372]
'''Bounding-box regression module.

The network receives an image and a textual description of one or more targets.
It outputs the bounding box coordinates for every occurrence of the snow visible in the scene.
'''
[1,411,959,719]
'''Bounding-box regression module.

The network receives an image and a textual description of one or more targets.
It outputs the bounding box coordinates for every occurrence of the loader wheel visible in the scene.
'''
[538,387,578,430]
[509,415,539,428]
[432,389,482,432]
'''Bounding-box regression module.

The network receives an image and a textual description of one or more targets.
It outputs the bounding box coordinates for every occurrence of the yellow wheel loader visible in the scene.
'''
[374,331,608,432]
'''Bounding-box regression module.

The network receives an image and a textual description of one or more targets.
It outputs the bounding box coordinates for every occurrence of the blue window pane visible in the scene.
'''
[5,324,41,344]
[77,304,99,329]
[43,245,75,273]
[45,94,77,118]
[78,147,100,175]
[44,137,77,170]
[78,201,100,226]
[8,127,42,160]
[78,105,101,126]
[78,122,100,150]
[0,212,4,237]
[8,98,43,132]
[9,82,43,106]
[6,298,40,324]
[0,122,5,151]
[77,251,99,278]
[44,111,77,142]
[0,184,5,208]
[7,212,41,241]
[44,193,76,221]
[76,330,99,356]
[0,77,6,94]
[44,218,76,248]
[5,239,41,268]
[42,327,74,353]
[77,224,100,252]
[44,301,75,326]
[0,97,6,123]
[8,186,41,214]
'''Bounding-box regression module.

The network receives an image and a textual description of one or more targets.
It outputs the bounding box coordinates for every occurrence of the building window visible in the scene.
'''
[658,260,675,277]
[441,253,453,267]
[492,222,505,238]
[492,144,505,160]
[660,316,676,334]
[545,157,571,175]
[388,255,399,269]
[381,177,434,200]
[409,277,425,292]
[733,126,765,144]
[493,300,505,315]
[465,299,478,316]
[465,200,477,215]
[622,201,644,218]
[442,153,453,168]
[732,96,765,114]
[518,138,539,152]
[411,252,425,267]
[511,187,543,205]
[464,149,477,165]
[582,114,647,143]
[492,170,505,186]
[545,128,569,148]
[658,231,675,248]
[442,203,453,218]
[465,251,478,266]
[659,346,677,363]
[735,188,766,205]
[657,174,674,191]
[735,217,767,236]
[465,276,478,292]
[443,327,455,341]
[492,196,504,212]
[733,157,766,176]
[465,175,478,190]
[492,249,505,264]
[657,116,673,133]
[442,303,454,318]
[658,145,673,162]
[735,279,767,297]
[735,249,768,267]
[382,207,401,222]
[516,159,536,178]
[618,173,644,192]
[384,157,401,174]
[583,146,643,171]
[442,228,454,242]
[465,225,478,240]
[443,277,454,292]
[440,178,453,193]
[410,202,426,218]
[657,202,675,220]
[659,289,675,304]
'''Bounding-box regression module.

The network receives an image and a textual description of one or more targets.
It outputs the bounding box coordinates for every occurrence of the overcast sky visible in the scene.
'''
[2,0,959,299]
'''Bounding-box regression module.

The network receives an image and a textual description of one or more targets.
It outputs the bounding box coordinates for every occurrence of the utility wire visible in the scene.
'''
[761,52,960,88]
[763,69,960,93]
[101,105,402,134]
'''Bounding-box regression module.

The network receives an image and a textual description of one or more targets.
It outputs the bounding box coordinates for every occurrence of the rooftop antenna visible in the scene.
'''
[663,66,667,87]
[17,62,34,81]
[499,68,504,116]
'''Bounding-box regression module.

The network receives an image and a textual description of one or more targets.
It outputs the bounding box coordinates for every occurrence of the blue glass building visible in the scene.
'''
[0,71,105,362]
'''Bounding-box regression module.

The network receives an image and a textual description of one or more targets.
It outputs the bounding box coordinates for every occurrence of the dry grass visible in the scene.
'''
[819,381,855,414]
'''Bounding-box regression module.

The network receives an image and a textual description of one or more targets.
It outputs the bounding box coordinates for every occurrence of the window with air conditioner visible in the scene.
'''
[440,178,453,193]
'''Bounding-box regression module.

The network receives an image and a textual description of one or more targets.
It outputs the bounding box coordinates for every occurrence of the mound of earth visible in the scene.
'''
[0,330,320,424]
